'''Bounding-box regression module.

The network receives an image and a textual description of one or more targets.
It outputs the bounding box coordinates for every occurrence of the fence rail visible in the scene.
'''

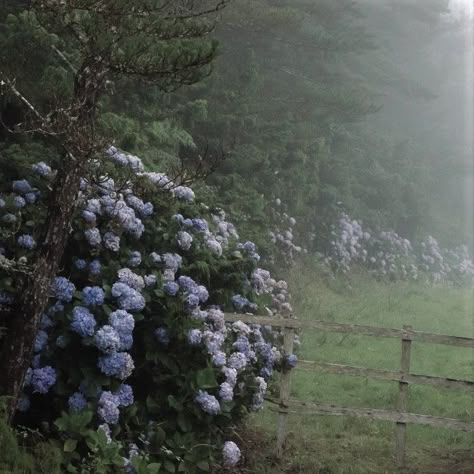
[224,312,474,468]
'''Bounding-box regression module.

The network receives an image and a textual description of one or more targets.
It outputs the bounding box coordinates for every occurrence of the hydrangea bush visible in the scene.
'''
[0,150,297,473]
[324,213,474,286]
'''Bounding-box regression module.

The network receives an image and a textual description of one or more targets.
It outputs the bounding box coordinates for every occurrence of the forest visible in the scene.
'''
[0,1,472,473]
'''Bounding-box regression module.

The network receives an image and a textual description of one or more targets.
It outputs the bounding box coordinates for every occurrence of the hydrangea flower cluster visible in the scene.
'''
[324,213,474,286]
[2,150,294,470]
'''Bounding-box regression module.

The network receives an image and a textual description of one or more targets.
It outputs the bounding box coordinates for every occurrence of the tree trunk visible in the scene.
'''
[0,162,83,421]
[0,62,105,421]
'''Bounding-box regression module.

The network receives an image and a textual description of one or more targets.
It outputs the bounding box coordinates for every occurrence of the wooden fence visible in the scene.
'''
[224,313,474,469]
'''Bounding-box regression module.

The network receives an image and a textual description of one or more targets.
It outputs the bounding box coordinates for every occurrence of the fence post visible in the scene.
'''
[396,324,412,470]
[276,324,295,458]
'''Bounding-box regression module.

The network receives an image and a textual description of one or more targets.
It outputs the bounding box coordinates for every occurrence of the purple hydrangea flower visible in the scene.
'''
[187,329,202,345]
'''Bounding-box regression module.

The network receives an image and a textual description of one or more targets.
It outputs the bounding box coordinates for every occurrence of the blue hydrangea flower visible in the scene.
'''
[74,259,87,270]
[162,253,182,271]
[47,300,64,315]
[284,353,298,368]
[82,286,105,306]
[2,213,17,223]
[219,382,234,402]
[97,391,120,424]
[228,352,247,371]
[222,367,237,387]
[223,441,241,467]
[195,390,220,415]
[39,314,53,330]
[251,376,267,411]
[176,231,193,251]
[197,285,209,303]
[128,251,141,267]
[32,161,52,176]
[13,196,26,208]
[31,366,57,394]
[185,293,200,309]
[109,310,135,335]
[142,202,154,217]
[192,218,209,232]
[173,186,195,202]
[24,192,37,204]
[104,231,120,252]
[17,234,36,249]
[17,396,30,412]
[56,335,68,348]
[163,281,179,296]
[111,283,145,312]
[12,179,32,195]
[155,327,170,345]
[231,294,250,311]
[84,227,101,246]
[114,384,134,407]
[144,274,157,287]
[187,329,202,345]
[89,259,101,275]
[177,275,196,292]
[212,351,227,367]
[68,391,87,411]
[82,210,97,223]
[98,352,134,379]
[118,333,133,351]
[34,330,48,353]
[50,277,75,302]
[70,306,96,337]
[95,325,121,353]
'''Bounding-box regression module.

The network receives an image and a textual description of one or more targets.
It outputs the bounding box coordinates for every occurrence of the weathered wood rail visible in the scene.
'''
[224,312,474,469]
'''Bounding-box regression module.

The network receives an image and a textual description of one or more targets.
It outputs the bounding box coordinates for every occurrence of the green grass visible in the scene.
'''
[243,265,474,473]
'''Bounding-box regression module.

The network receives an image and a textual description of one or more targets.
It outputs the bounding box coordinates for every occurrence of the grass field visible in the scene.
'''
[241,263,474,473]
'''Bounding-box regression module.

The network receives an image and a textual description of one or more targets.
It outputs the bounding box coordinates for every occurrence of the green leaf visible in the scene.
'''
[196,368,217,389]
[147,463,161,473]
[64,439,77,452]
[196,461,209,471]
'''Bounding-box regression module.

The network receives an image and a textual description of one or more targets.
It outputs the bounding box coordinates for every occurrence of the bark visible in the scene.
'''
[0,63,106,421]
